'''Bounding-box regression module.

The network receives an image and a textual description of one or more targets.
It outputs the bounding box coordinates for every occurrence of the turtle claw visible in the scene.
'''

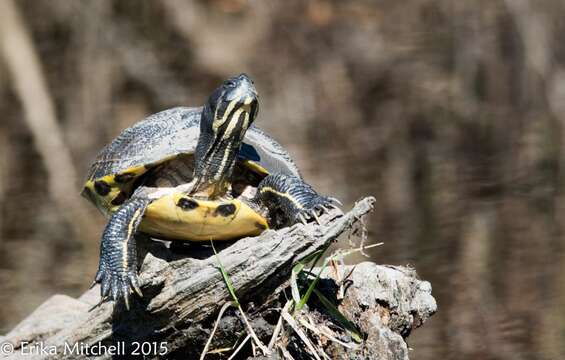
[92,265,142,310]
[88,298,106,312]
[322,202,344,216]
[122,284,132,310]
[93,266,105,285]
[311,211,321,224]
[129,274,144,298]
[317,197,343,215]
[111,279,119,302]
[101,276,111,298]
[321,205,332,212]
[328,197,343,206]
[293,196,341,226]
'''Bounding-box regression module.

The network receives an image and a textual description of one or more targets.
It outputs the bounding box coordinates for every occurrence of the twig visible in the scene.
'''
[281,308,322,360]
[227,334,251,360]
[236,304,269,355]
[278,344,295,360]
[251,341,256,357]
[299,316,356,349]
[268,301,293,351]
[200,301,233,360]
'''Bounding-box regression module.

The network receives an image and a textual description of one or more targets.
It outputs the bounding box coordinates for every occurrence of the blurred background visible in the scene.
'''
[0,0,564,359]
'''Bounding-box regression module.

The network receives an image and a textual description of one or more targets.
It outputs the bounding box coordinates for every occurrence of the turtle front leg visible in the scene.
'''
[93,197,150,310]
[255,173,341,226]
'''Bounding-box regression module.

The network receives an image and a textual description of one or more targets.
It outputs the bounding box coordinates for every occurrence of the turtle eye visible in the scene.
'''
[224,80,237,89]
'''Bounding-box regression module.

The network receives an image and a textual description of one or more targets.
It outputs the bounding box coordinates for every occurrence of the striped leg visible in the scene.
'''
[255,173,340,225]
[93,197,149,310]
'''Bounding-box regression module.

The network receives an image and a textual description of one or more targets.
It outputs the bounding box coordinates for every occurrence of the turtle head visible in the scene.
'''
[207,73,259,132]
[193,74,259,196]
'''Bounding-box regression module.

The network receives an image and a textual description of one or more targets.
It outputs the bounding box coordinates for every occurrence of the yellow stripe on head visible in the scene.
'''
[222,107,244,139]
[213,99,238,132]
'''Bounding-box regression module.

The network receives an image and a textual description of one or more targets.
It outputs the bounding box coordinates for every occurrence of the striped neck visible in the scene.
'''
[192,106,247,197]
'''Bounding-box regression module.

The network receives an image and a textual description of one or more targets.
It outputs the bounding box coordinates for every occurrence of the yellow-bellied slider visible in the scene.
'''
[84,74,340,309]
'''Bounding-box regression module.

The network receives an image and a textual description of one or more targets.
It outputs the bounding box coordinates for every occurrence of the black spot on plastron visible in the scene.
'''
[115,172,136,183]
[111,191,128,206]
[254,222,267,230]
[177,198,199,211]
[94,180,111,196]
[215,203,236,217]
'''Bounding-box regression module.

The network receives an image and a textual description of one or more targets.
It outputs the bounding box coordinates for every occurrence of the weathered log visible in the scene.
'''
[1,197,437,359]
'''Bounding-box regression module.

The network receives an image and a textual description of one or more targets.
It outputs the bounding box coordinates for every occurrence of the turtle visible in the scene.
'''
[83,74,340,309]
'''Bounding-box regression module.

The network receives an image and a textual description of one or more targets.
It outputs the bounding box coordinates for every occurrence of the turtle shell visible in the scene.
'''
[82,106,300,241]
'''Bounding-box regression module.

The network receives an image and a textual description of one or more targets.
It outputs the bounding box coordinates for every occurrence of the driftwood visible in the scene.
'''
[1,197,437,359]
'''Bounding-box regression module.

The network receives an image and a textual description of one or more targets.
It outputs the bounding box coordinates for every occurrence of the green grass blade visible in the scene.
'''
[211,240,240,307]
[313,288,363,343]
[291,248,327,305]
[307,245,329,274]
[296,256,331,311]
[299,248,326,268]
[291,262,305,304]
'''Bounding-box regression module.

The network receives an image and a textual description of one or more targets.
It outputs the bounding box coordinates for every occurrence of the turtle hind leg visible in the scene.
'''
[254,173,341,226]
[93,197,149,310]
